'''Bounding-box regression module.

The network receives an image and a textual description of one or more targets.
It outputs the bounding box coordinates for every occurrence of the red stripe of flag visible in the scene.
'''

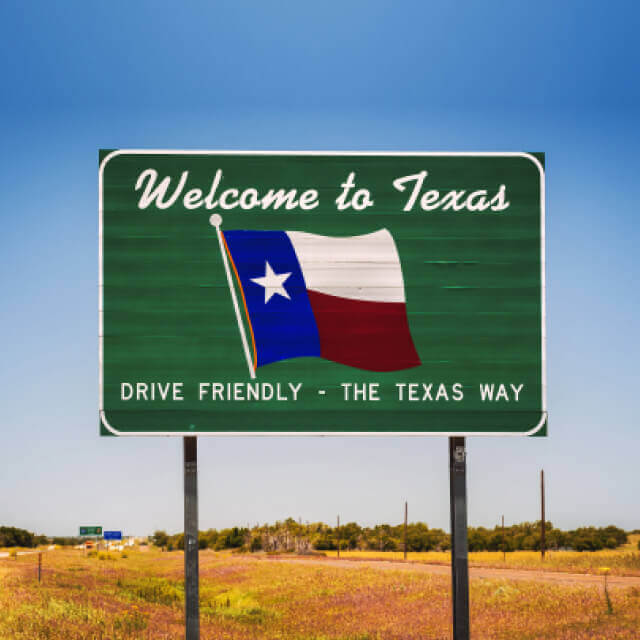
[307,290,421,372]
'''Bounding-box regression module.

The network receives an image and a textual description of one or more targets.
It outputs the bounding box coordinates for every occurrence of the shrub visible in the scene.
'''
[118,577,183,606]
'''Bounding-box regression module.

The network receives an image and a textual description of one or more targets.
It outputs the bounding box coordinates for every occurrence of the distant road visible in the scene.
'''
[263,555,640,590]
[0,548,51,559]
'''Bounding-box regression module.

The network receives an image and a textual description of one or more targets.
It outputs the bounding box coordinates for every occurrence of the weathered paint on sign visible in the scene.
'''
[100,151,545,436]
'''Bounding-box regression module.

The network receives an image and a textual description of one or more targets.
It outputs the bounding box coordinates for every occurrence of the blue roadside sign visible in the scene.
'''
[103,530,123,541]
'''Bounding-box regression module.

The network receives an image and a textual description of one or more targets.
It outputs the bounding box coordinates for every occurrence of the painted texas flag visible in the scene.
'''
[221,228,421,372]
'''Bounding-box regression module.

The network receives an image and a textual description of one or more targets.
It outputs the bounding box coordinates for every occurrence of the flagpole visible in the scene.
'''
[210,214,256,379]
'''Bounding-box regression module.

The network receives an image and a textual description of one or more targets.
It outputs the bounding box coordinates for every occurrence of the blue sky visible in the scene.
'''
[0,1,638,536]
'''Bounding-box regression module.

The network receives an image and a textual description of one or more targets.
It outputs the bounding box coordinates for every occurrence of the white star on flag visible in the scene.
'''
[251,261,292,303]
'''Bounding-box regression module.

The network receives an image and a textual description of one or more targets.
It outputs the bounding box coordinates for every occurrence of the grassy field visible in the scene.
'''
[324,535,640,577]
[1,548,640,639]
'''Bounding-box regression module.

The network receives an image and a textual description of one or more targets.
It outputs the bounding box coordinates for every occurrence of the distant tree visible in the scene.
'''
[250,536,262,552]
[151,530,169,548]
[407,523,434,551]
[213,527,247,550]
[341,522,361,550]
[143,520,631,555]
[487,532,504,552]
[468,527,490,552]
[199,529,219,550]
[564,526,626,552]
[601,526,627,548]
[0,526,35,548]
[174,533,185,550]
[368,525,396,551]
[314,535,336,551]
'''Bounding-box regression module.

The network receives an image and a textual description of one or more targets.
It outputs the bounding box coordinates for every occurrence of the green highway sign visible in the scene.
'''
[99,151,546,436]
[79,526,102,536]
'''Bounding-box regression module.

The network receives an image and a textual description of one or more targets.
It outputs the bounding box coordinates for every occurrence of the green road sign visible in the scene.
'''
[79,526,102,536]
[100,151,545,436]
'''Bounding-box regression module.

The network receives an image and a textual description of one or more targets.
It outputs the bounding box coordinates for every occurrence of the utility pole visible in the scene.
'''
[336,515,341,558]
[404,501,408,560]
[540,469,546,560]
[501,515,505,562]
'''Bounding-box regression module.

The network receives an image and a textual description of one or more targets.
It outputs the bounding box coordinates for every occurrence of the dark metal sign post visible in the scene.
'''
[541,469,546,560]
[449,437,470,640]
[184,437,199,639]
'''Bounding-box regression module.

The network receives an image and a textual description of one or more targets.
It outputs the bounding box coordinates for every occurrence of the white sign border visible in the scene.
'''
[99,150,546,437]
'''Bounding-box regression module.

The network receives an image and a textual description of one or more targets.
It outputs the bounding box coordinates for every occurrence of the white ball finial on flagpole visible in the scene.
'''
[209,213,223,228]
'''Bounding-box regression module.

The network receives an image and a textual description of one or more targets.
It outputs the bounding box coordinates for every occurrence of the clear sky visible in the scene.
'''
[0,1,638,536]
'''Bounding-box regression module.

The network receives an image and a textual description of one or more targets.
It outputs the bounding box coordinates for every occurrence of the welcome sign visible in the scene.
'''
[99,151,545,436]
